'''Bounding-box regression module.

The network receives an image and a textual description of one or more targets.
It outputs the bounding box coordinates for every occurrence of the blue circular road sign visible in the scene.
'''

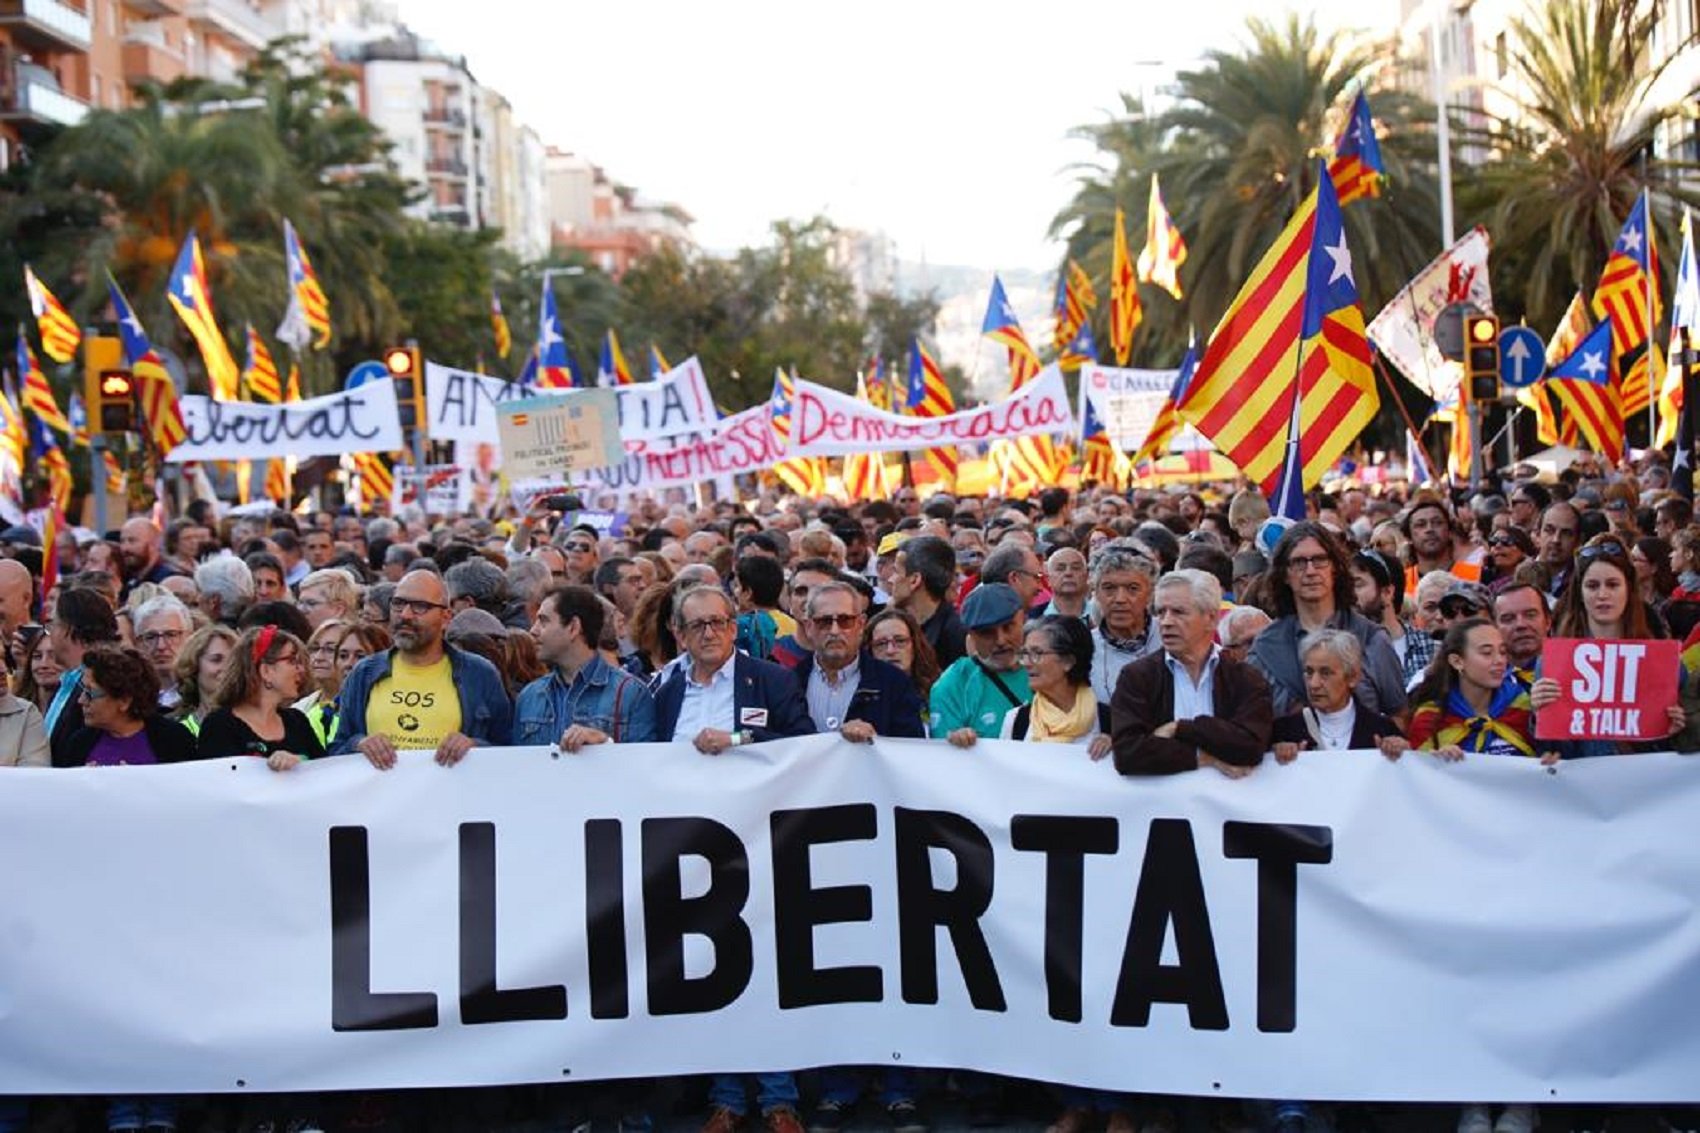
[345,360,388,389]
[1498,326,1545,389]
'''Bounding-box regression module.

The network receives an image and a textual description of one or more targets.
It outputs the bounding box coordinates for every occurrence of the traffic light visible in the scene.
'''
[82,335,135,434]
[384,343,427,435]
[1464,313,1501,402]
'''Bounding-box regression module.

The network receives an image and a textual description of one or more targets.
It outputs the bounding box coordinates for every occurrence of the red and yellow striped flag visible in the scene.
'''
[24,266,80,364]
[18,330,71,434]
[906,339,957,488]
[284,363,302,403]
[1136,174,1187,301]
[768,368,826,498]
[352,451,393,508]
[243,324,283,403]
[1591,194,1660,419]
[1177,165,1378,493]
[980,277,1056,496]
[1110,206,1143,365]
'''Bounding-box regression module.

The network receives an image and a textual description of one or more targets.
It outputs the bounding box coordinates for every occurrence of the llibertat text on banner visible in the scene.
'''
[168,378,404,462]
[787,366,1075,458]
[1,741,1697,1101]
[425,357,717,448]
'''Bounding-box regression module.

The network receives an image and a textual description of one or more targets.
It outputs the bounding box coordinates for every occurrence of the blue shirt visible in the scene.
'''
[44,665,82,737]
[513,654,657,745]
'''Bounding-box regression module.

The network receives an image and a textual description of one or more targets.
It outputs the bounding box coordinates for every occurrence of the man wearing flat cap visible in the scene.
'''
[929,583,1031,744]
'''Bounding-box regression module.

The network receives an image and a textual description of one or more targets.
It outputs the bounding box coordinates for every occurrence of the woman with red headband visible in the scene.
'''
[196,625,323,769]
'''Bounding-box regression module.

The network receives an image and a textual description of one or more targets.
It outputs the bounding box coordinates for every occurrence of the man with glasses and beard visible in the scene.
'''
[332,569,512,766]
[791,581,925,741]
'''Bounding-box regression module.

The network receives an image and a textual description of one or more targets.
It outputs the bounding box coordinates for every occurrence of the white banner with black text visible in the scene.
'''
[168,379,404,462]
[1,741,1697,1100]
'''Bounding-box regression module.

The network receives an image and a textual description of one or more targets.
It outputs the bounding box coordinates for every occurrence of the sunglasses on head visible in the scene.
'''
[1579,541,1627,562]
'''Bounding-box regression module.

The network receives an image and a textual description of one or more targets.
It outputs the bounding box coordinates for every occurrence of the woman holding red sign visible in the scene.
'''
[1405,620,1538,760]
[1530,536,1690,755]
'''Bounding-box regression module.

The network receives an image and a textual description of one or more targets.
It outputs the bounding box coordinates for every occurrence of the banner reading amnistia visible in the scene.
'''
[425,357,717,448]
[1,742,1697,1100]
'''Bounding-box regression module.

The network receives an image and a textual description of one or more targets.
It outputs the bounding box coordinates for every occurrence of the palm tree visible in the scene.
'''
[1454,0,1700,332]
[1053,15,1444,364]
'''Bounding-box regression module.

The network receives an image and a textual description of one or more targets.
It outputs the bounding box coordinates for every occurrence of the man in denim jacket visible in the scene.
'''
[332,570,512,766]
[515,585,656,747]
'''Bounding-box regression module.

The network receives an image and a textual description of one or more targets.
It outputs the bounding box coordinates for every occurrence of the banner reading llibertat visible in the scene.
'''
[2,742,1698,1101]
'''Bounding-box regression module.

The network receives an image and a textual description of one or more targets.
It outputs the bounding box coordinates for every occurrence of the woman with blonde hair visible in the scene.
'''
[171,624,238,737]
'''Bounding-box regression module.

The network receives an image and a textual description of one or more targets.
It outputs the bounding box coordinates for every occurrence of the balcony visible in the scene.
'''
[0,0,92,54]
[183,0,277,50]
[127,0,183,15]
[122,29,185,86]
[425,156,467,177]
[0,71,88,127]
[422,106,465,129]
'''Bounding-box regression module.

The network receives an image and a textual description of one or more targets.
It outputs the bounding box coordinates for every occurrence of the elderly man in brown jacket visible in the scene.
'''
[1110,568,1273,776]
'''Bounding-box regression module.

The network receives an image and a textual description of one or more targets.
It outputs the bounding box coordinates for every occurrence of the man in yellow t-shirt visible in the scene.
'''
[367,650,462,752]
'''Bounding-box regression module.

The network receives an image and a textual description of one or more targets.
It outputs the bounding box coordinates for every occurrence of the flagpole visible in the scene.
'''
[1372,353,1443,480]
[1643,184,1657,444]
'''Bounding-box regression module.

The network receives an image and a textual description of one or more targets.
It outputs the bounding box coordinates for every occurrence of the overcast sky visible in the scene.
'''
[397,0,1392,271]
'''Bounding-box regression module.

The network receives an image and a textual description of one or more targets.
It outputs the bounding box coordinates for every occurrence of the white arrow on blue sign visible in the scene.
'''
[1499,326,1545,389]
[345,360,389,390]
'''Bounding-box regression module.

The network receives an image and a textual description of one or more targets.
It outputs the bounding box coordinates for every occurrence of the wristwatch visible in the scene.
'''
[729,729,751,747]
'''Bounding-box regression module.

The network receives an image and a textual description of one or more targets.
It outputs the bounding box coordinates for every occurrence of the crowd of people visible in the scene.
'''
[4,462,1698,1133]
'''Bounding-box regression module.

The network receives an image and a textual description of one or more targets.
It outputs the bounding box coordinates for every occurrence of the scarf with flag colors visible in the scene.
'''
[599,330,635,387]
[166,234,242,402]
[1052,259,1097,354]
[767,367,826,498]
[1327,90,1385,206]
[23,266,80,364]
[108,275,188,456]
[981,277,1056,495]
[1110,207,1142,365]
[1547,317,1623,464]
[1136,173,1188,300]
[1177,163,1379,495]
[284,219,331,350]
[1591,193,1660,419]
[905,339,957,488]
[490,292,511,359]
[18,329,70,434]
[243,324,284,403]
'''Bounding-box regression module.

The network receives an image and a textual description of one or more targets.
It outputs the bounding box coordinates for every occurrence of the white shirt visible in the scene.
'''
[1164,645,1221,721]
[671,653,738,741]
[807,657,861,732]
[1310,702,1357,750]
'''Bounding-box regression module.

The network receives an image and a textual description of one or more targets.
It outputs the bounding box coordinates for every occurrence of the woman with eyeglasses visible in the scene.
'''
[1530,536,1689,755]
[1248,522,1408,719]
[197,626,323,769]
[862,609,941,705]
[294,619,350,750]
[996,615,1112,758]
[171,624,237,738]
[57,645,198,767]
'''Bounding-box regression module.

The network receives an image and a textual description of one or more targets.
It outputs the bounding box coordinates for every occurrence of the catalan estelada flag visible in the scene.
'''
[1131,342,1199,467]
[1658,210,1700,447]
[352,451,393,507]
[1059,320,1099,371]
[243,324,283,403]
[108,274,188,456]
[768,367,825,498]
[1177,163,1379,494]
[1110,207,1143,365]
[599,330,634,387]
[18,328,71,434]
[490,292,511,360]
[1080,394,1125,487]
[167,233,242,401]
[1548,318,1623,464]
[1136,174,1188,300]
[284,219,331,350]
[40,500,62,599]
[981,277,1055,495]
[843,371,896,500]
[650,345,671,378]
[24,265,80,364]
[906,338,957,487]
[1592,192,1660,418]
[1052,259,1097,354]
[536,281,574,389]
[0,382,24,506]
[1327,91,1385,206]
[1537,290,1592,446]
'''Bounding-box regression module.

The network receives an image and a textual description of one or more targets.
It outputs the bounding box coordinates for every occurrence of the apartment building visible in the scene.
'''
[545,146,694,276]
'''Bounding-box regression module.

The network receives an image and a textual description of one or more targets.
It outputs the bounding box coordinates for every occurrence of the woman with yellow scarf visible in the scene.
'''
[998,615,1112,759]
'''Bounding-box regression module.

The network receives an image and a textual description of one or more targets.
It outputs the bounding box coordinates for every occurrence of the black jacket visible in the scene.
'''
[56,715,200,768]
[793,650,928,738]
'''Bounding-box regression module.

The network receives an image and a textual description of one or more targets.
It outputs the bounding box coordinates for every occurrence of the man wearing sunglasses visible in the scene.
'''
[331,570,512,767]
[790,581,925,742]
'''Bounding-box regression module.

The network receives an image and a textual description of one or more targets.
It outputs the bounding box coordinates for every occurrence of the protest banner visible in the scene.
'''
[1366,226,1493,400]
[571,403,783,493]
[426,357,716,447]
[495,389,623,480]
[392,463,468,515]
[1079,364,1180,448]
[1533,637,1680,741]
[169,379,403,462]
[1,741,1697,1101]
[788,367,1074,458]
